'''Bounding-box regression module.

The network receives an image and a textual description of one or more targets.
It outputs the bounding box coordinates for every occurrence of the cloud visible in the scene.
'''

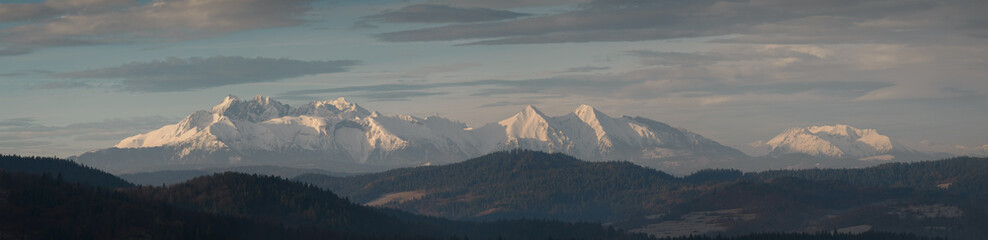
[283,42,981,104]
[32,81,94,90]
[367,4,530,23]
[0,46,34,57]
[0,0,313,54]
[374,0,987,45]
[425,0,578,9]
[405,62,483,77]
[0,140,54,148]
[0,0,132,23]
[355,91,449,102]
[282,78,623,100]
[0,69,53,77]
[0,116,175,142]
[477,100,539,108]
[0,118,36,127]
[55,56,359,92]
[560,66,610,73]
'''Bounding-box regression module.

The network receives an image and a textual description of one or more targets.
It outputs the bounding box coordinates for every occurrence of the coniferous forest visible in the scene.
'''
[1,152,985,239]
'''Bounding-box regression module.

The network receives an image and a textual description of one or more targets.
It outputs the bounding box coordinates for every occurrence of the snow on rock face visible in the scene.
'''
[763,124,912,160]
[84,95,746,174]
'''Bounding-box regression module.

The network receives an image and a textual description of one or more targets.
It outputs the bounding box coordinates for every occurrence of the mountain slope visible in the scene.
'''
[129,171,649,240]
[754,124,926,160]
[741,124,934,169]
[296,151,988,239]
[74,95,746,175]
[0,154,132,188]
[0,170,342,240]
[295,150,694,222]
[750,157,988,198]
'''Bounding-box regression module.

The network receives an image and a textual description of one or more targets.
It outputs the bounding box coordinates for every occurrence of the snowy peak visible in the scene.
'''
[209,94,290,122]
[573,104,607,124]
[210,95,240,113]
[297,97,371,119]
[85,97,748,175]
[762,124,913,160]
[807,124,857,138]
[313,97,369,115]
[498,105,558,142]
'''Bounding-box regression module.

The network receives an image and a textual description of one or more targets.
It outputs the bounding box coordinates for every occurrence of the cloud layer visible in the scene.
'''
[0,0,313,55]
[0,116,175,154]
[57,56,359,92]
[375,0,987,45]
[367,4,530,23]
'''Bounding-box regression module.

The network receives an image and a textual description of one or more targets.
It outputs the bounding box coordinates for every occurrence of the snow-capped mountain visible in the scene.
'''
[749,124,929,162]
[72,95,746,174]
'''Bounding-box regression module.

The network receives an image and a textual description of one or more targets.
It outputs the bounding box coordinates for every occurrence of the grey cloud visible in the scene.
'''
[33,81,94,90]
[0,69,53,77]
[0,118,37,127]
[0,140,53,148]
[478,100,540,108]
[0,0,132,23]
[0,47,33,57]
[355,91,449,102]
[285,43,959,104]
[405,62,482,77]
[368,4,530,23]
[56,56,359,92]
[375,0,986,45]
[426,0,579,9]
[0,116,175,142]
[0,0,313,55]
[351,20,379,29]
[286,78,624,96]
[560,66,610,73]
[628,48,825,66]
[283,77,642,101]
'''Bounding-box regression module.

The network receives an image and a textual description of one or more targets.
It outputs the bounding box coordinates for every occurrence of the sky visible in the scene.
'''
[0,0,985,157]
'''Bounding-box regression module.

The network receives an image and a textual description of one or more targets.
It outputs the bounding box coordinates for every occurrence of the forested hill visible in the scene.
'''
[294,150,686,221]
[0,170,343,239]
[125,172,647,240]
[127,172,416,236]
[294,151,988,239]
[0,154,132,188]
[748,157,988,197]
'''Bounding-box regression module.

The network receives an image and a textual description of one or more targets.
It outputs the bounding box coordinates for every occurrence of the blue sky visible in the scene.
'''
[0,0,986,157]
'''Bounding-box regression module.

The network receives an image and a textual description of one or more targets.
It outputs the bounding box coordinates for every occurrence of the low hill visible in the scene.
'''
[0,154,132,188]
[749,157,988,198]
[296,151,988,239]
[0,170,342,239]
[128,172,646,240]
[295,150,688,222]
[120,165,349,186]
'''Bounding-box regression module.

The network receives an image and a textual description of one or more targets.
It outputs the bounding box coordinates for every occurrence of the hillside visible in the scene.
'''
[0,170,343,240]
[295,150,691,222]
[749,157,988,198]
[126,172,647,240]
[296,151,988,239]
[0,154,133,188]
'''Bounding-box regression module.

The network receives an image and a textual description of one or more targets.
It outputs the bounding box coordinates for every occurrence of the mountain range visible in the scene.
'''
[749,124,928,161]
[72,95,939,175]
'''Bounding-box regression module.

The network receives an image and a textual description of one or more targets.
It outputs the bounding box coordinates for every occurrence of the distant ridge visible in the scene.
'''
[74,95,746,175]
[0,154,132,188]
[755,124,926,160]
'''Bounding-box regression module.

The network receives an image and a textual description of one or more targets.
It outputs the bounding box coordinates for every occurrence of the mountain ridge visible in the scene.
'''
[73,95,746,175]
[744,124,931,165]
